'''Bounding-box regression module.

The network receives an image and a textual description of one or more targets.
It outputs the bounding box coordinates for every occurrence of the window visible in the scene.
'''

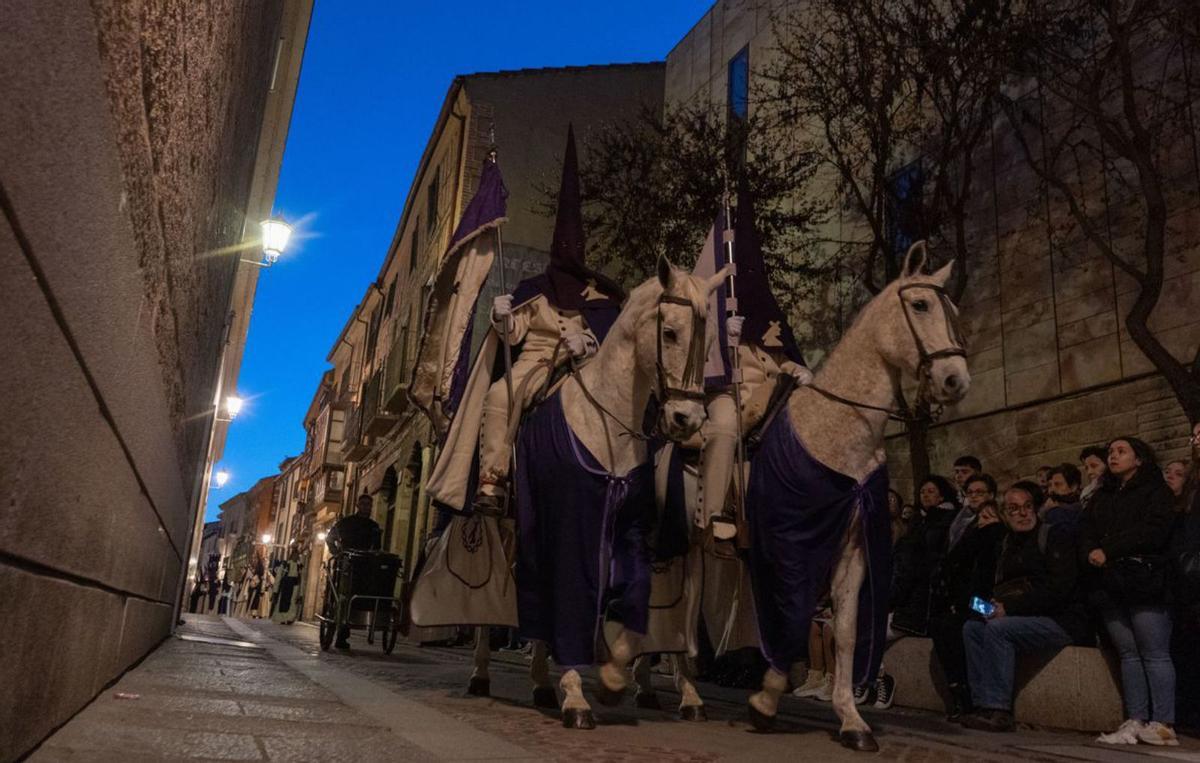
[329,409,346,443]
[384,278,397,317]
[410,220,420,273]
[886,161,925,273]
[728,46,750,122]
[426,165,440,233]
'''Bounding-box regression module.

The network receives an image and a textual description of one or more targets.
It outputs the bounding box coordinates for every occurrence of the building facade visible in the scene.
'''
[665,0,1198,492]
[0,1,312,756]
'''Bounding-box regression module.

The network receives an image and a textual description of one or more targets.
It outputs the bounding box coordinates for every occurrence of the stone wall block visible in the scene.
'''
[1060,334,1122,392]
[1003,317,1058,373]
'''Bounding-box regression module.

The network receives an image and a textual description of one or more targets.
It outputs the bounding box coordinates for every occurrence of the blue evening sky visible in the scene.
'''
[207,0,712,519]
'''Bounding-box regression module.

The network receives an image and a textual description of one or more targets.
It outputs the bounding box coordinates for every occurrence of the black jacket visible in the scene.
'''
[326,514,383,553]
[1079,467,1174,562]
[891,503,958,634]
[942,520,1004,614]
[994,521,1090,643]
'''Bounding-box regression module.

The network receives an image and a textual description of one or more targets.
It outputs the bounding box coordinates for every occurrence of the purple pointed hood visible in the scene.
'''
[734,183,803,364]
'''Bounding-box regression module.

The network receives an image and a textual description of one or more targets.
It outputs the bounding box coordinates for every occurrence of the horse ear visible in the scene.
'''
[705,265,731,295]
[657,256,675,290]
[901,241,928,278]
[931,258,954,286]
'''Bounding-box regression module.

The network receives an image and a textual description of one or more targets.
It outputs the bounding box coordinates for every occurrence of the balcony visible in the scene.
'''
[342,403,370,461]
[382,325,411,413]
[363,369,398,437]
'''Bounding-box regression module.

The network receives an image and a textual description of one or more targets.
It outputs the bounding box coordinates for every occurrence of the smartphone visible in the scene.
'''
[970,596,995,617]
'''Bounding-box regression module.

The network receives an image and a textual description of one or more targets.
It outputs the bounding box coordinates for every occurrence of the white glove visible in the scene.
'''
[781,361,814,386]
[564,332,593,360]
[491,294,513,326]
[726,315,744,340]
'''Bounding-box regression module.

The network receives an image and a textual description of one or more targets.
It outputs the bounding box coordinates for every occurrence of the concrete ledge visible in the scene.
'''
[883,636,1124,731]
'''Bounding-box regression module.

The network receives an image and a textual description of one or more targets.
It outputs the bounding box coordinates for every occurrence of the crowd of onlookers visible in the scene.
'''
[794,424,1200,747]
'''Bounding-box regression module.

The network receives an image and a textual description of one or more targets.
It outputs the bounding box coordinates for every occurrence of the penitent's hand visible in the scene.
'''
[781,361,814,386]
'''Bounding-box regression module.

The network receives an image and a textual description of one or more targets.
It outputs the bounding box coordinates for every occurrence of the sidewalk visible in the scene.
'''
[29,614,1200,761]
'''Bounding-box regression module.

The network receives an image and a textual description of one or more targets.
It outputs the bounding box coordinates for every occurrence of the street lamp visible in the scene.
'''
[316,531,327,542]
[261,533,273,545]
[222,395,242,419]
[213,469,230,488]
[242,217,293,267]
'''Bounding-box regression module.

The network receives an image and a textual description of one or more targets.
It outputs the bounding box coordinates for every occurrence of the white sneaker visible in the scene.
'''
[1136,721,1179,746]
[1097,719,1145,745]
[792,671,827,698]
[815,673,834,702]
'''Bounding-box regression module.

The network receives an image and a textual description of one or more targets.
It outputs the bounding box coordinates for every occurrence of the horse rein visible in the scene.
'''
[805,283,967,425]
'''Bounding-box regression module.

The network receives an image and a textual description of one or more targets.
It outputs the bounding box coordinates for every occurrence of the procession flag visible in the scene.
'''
[409,157,508,436]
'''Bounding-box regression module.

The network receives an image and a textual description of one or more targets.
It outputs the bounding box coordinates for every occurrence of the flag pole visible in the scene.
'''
[489,142,517,515]
[721,189,749,544]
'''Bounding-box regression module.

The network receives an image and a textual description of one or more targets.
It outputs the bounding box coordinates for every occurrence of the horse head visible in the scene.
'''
[870,242,970,406]
[631,257,726,440]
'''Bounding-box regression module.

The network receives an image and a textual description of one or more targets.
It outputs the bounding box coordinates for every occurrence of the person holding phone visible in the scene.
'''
[960,481,1089,732]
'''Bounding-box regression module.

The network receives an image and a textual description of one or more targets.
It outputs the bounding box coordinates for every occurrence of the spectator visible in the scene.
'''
[1080,445,1108,509]
[1042,463,1084,532]
[930,497,1004,720]
[1082,437,1178,746]
[891,476,960,636]
[953,456,983,502]
[887,489,908,543]
[1164,459,1187,500]
[1036,465,1053,495]
[949,474,997,551]
[1171,422,1200,729]
[960,481,1089,732]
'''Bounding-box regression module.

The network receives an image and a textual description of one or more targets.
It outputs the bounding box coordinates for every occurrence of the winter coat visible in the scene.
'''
[1079,467,1174,560]
[940,520,1004,615]
[891,502,957,634]
[993,520,1091,644]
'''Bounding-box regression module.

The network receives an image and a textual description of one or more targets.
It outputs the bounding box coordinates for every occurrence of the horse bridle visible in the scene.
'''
[807,283,968,423]
[655,293,708,405]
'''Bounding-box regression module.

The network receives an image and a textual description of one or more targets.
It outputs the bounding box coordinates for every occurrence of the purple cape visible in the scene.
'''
[746,408,891,684]
[514,391,654,668]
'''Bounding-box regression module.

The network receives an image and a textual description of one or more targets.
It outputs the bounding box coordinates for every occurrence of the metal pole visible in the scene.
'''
[489,148,517,513]
[722,192,749,536]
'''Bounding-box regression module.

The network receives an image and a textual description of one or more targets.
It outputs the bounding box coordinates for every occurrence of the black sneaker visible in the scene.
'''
[873,673,896,709]
[853,683,875,705]
[961,709,1014,732]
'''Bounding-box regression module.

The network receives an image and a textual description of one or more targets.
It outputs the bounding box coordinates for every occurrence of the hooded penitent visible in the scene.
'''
[510,124,623,337]
[409,156,508,435]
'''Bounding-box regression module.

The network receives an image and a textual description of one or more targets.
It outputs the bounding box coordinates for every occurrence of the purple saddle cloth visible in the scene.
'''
[746,406,891,684]
[514,391,654,668]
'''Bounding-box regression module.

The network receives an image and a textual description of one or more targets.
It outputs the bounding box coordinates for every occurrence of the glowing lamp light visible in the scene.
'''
[316,531,328,542]
[213,469,230,488]
[260,218,293,265]
[224,395,244,420]
[261,533,273,545]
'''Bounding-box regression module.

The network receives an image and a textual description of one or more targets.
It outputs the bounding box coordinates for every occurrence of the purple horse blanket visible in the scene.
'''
[746,408,891,685]
[515,391,654,669]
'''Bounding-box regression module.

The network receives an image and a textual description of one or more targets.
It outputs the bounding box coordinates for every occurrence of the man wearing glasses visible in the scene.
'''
[959,481,1090,732]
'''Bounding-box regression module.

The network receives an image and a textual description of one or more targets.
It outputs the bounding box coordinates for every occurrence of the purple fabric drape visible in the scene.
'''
[746,408,891,684]
[514,392,654,668]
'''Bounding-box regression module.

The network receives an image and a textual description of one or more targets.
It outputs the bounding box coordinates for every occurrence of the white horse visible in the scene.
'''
[745,243,969,751]
[468,257,726,729]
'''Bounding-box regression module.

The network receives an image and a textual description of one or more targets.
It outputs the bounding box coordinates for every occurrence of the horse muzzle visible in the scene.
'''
[927,356,970,405]
[659,399,705,441]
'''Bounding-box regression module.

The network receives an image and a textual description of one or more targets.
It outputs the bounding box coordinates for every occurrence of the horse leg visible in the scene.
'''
[632,655,661,709]
[560,669,596,729]
[830,540,877,752]
[673,654,707,721]
[530,639,558,708]
[748,666,788,730]
[594,621,639,706]
[468,626,490,696]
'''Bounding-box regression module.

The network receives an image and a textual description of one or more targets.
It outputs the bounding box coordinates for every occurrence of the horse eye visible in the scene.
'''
[912,299,929,313]
[663,327,678,343]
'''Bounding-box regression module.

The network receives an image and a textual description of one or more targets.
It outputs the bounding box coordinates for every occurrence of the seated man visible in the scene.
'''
[326,494,383,649]
[960,481,1090,732]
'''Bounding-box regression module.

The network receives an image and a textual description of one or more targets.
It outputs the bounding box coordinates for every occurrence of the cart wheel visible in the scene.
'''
[319,619,335,651]
[382,607,400,654]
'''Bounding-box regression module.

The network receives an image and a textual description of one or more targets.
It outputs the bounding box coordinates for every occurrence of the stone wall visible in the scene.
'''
[0,1,287,758]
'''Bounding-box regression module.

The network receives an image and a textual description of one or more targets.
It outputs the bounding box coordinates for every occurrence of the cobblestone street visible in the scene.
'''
[27,616,1199,761]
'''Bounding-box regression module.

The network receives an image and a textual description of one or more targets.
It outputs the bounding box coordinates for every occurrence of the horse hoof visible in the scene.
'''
[839,730,879,752]
[592,680,626,707]
[466,677,490,697]
[680,704,708,722]
[748,703,775,731]
[635,691,662,710]
[532,686,558,708]
[562,708,596,730]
